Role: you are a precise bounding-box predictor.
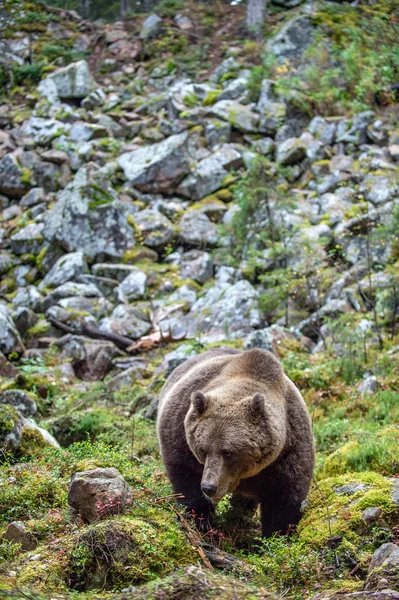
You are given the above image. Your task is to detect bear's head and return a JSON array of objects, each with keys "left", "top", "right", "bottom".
[{"left": 184, "top": 389, "right": 287, "bottom": 502}]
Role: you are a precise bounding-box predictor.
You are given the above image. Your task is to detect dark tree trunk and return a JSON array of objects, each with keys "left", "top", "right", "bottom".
[
  {"left": 120, "top": 0, "right": 130, "bottom": 17},
  {"left": 246, "top": 0, "right": 267, "bottom": 40},
  {"left": 79, "top": 0, "right": 91, "bottom": 19}
]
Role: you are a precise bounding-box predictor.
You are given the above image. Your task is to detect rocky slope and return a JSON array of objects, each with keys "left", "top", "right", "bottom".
[{"left": 0, "top": 0, "right": 399, "bottom": 598}]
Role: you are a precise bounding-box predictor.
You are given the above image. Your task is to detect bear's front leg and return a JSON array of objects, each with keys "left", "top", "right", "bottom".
[
  {"left": 167, "top": 463, "right": 215, "bottom": 532},
  {"left": 260, "top": 495, "right": 302, "bottom": 538}
]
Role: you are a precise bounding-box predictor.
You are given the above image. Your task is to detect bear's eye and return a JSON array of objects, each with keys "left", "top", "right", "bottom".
[{"left": 222, "top": 449, "right": 234, "bottom": 460}]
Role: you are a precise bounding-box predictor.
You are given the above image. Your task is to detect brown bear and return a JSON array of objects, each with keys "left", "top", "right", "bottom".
[{"left": 156, "top": 347, "right": 314, "bottom": 538}]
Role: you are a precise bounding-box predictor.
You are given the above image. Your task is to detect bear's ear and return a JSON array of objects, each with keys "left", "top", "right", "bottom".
[
  {"left": 191, "top": 391, "right": 208, "bottom": 415},
  {"left": 247, "top": 393, "right": 266, "bottom": 420}
]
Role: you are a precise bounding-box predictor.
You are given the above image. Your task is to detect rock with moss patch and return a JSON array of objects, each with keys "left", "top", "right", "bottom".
[
  {"left": 118, "top": 132, "right": 190, "bottom": 194},
  {"left": 0, "top": 152, "right": 31, "bottom": 199},
  {"left": 365, "top": 544, "right": 399, "bottom": 591},
  {"left": 134, "top": 209, "right": 175, "bottom": 248},
  {"left": 0, "top": 390, "right": 37, "bottom": 418},
  {"left": 99, "top": 304, "right": 151, "bottom": 340},
  {"left": 276, "top": 137, "right": 307, "bottom": 166},
  {"left": 3, "top": 521, "right": 37, "bottom": 551},
  {"left": 41, "top": 60, "right": 95, "bottom": 100},
  {"left": 179, "top": 250, "right": 213, "bottom": 283},
  {"left": 68, "top": 468, "right": 133, "bottom": 523},
  {"left": 39, "top": 251, "right": 89, "bottom": 290},
  {"left": 178, "top": 210, "right": 219, "bottom": 247},
  {"left": 43, "top": 166, "right": 135, "bottom": 260},
  {"left": 10, "top": 223, "right": 44, "bottom": 256},
  {"left": 210, "top": 100, "right": 260, "bottom": 133},
  {"left": 178, "top": 144, "right": 242, "bottom": 201},
  {"left": 0, "top": 302, "right": 24, "bottom": 355}
]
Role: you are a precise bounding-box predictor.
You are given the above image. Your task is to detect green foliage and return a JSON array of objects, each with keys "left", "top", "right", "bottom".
[{"left": 12, "top": 63, "right": 44, "bottom": 86}]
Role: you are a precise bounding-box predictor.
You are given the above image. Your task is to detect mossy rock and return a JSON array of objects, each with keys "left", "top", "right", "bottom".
[
  {"left": 299, "top": 472, "right": 398, "bottom": 548},
  {"left": 124, "top": 565, "right": 277, "bottom": 599},
  {"left": 69, "top": 515, "right": 197, "bottom": 591}
]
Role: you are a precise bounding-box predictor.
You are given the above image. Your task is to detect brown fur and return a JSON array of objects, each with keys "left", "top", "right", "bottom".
[{"left": 156, "top": 347, "right": 315, "bottom": 538}]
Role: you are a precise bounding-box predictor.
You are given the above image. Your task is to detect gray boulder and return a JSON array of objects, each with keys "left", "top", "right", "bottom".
[
  {"left": 0, "top": 390, "right": 37, "bottom": 418},
  {"left": 140, "top": 14, "right": 162, "bottom": 40},
  {"left": 276, "top": 137, "right": 307, "bottom": 166},
  {"left": 41, "top": 60, "right": 94, "bottom": 100},
  {"left": 179, "top": 210, "right": 219, "bottom": 247},
  {"left": 39, "top": 252, "right": 88, "bottom": 290},
  {"left": 178, "top": 144, "right": 242, "bottom": 201},
  {"left": 118, "top": 132, "right": 190, "bottom": 194},
  {"left": 117, "top": 268, "right": 147, "bottom": 302},
  {"left": 134, "top": 209, "right": 175, "bottom": 248},
  {"left": 43, "top": 166, "right": 135, "bottom": 260},
  {"left": 0, "top": 153, "right": 31, "bottom": 199},
  {"left": 210, "top": 100, "right": 260, "bottom": 133},
  {"left": 365, "top": 544, "right": 399, "bottom": 591},
  {"left": 43, "top": 282, "right": 102, "bottom": 310},
  {"left": 180, "top": 250, "right": 213, "bottom": 283},
  {"left": 266, "top": 16, "right": 314, "bottom": 63},
  {"left": 10, "top": 223, "right": 44, "bottom": 255},
  {"left": 99, "top": 305, "right": 151, "bottom": 340},
  {"left": 68, "top": 468, "right": 133, "bottom": 523},
  {"left": 0, "top": 303, "right": 24, "bottom": 355},
  {"left": 184, "top": 279, "right": 261, "bottom": 341},
  {"left": 20, "top": 117, "right": 70, "bottom": 147},
  {"left": 3, "top": 521, "right": 37, "bottom": 551}
]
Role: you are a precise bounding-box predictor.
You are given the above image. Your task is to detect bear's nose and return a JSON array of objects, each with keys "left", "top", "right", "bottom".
[{"left": 201, "top": 483, "right": 217, "bottom": 497}]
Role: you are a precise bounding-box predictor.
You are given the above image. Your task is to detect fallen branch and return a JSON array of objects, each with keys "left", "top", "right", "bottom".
[
  {"left": 47, "top": 316, "right": 135, "bottom": 352},
  {"left": 172, "top": 506, "right": 215, "bottom": 571}
]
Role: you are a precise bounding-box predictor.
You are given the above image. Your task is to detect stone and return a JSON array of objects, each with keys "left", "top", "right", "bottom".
[
  {"left": 308, "top": 116, "right": 336, "bottom": 145},
  {"left": 244, "top": 328, "right": 274, "bottom": 352},
  {"left": 184, "top": 279, "right": 261, "bottom": 342},
  {"left": 209, "top": 58, "right": 239, "bottom": 84},
  {"left": 178, "top": 144, "right": 242, "bottom": 201},
  {"left": 99, "top": 305, "right": 151, "bottom": 340},
  {"left": 68, "top": 468, "right": 133, "bottom": 523},
  {"left": 20, "top": 117, "right": 70, "bottom": 147},
  {"left": 0, "top": 303, "right": 25, "bottom": 355},
  {"left": 334, "top": 483, "right": 368, "bottom": 495},
  {"left": 57, "top": 296, "right": 111, "bottom": 320},
  {"left": 118, "top": 132, "right": 190, "bottom": 194},
  {"left": 14, "top": 307, "right": 38, "bottom": 334},
  {"left": 0, "top": 352, "right": 19, "bottom": 378},
  {"left": 3, "top": 522, "right": 37, "bottom": 551},
  {"left": 174, "top": 14, "right": 193, "bottom": 30},
  {"left": 134, "top": 209, "right": 175, "bottom": 248},
  {"left": 41, "top": 60, "right": 94, "bottom": 100},
  {"left": 39, "top": 252, "right": 88, "bottom": 290},
  {"left": 180, "top": 250, "right": 213, "bottom": 284},
  {"left": 388, "top": 145, "right": 399, "bottom": 162},
  {"left": 276, "top": 137, "right": 307, "bottom": 166},
  {"left": 0, "top": 390, "right": 37, "bottom": 418},
  {"left": 92, "top": 263, "right": 142, "bottom": 283},
  {"left": 69, "top": 123, "right": 108, "bottom": 142},
  {"left": 60, "top": 338, "right": 121, "bottom": 381},
  {"left": 357, "top": 375, "right": 378, "bottom": 397},
  {"left": 117, "top": 268, "right": 147, "bottom": 302},
  {"left": 81, "top": 88, "right": 106, "bottom": 110},
  {"left": 20, "top": 187, "right": 45, "bottom": 207},
  {"left": 0, "top": 153, "right": 31, "bottom": 199},
  {"left": 139, "top": 14, "right": 162, "bottom": 40},
  {"left": 266, "top": 16, "right": 314, "bottom": 63},
  {"left": 365, "top": 544, "right": 399, "bottom": 591},
  {"left": 361, "top": 174, "right": 398, "bottom": 206},
  {"left": 210, "top": 100, "right": 260, "bottom": 133},
  {"left": 42, "top": 282, "right": 102, "bottom": 310},
  {"left": 178, "top": 210, "right": 219, "bottom": 247},
  {"left": 160, "top": 343, "right": 198, "bottom": 378},
  {"left": 10, "top": 223, "right": 44, "bottom": 256},
  {"left": 12, "top": 286, "right": 43, "bottom": 312},
  {"left": 43, "top": 166, "right": 135, "bottom": 260},
  {"left": 204, "top": 120, "right": 232, "bottom": 149}
]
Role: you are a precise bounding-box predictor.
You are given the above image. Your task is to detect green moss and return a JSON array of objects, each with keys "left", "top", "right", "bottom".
[
  {"left": 69, "top": 513, "right": 196, "bottom": 591},
  {"left": 299, "top": 472, "right": 396, "bottom": 547},
  {"left": 18, "top": 426, "right": 47, "bottom": 457},
  {"left": 322, "top": 426, "right": 399, "bottom": 477},
  {"left": 0, "top": 404, "right": 19, "bottom": 435},
  {"left": 202, "top": 90, "right": 221, "bottom": 106}
]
